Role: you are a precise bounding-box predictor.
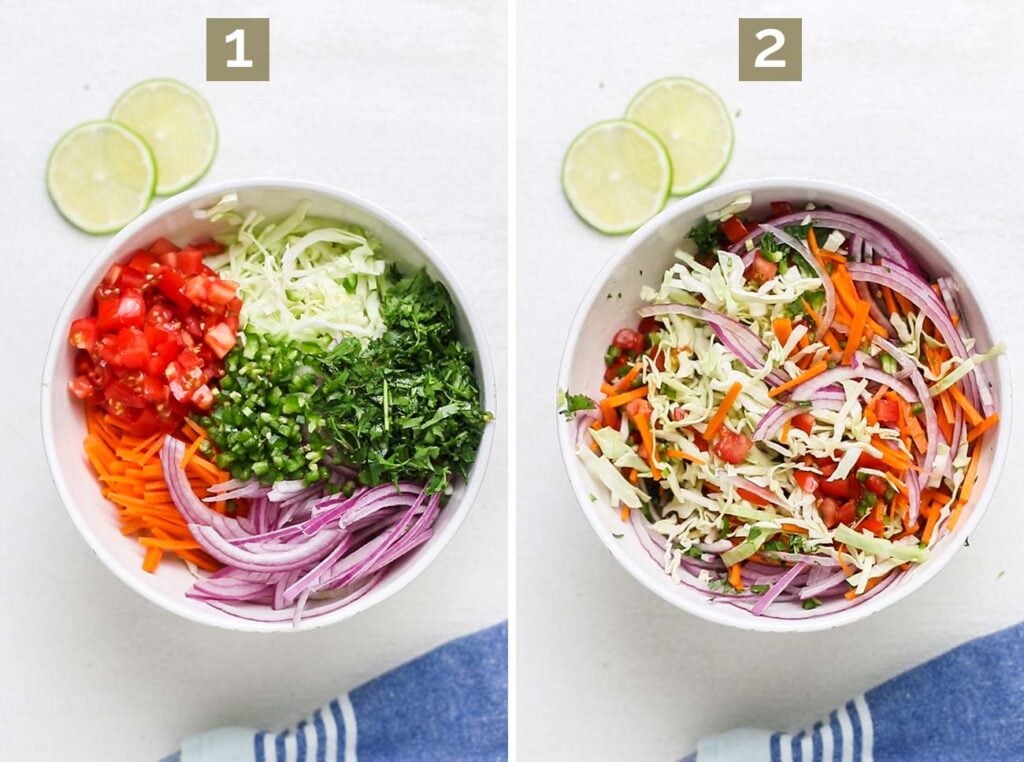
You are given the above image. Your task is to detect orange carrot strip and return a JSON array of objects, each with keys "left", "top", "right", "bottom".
[
  {"left": 704, "top": 382, "right": 743, "bottom": 440},
  {"left": 139, "top": 537, "right": 202, "bottom": 551},
  {"left": 603, "top": 386, "right": 649, "bottom": 408},
  {"left": 728, "top": 562, "right": 745, "bottom": 591},
  {"left": 780, "top": 419, "right": 791, "bottom": 444},
  {"left": 600, "top": 382, "right": 616, "bottom": 396},
  {"left": 772, "top": 317, "right": 793, "bottom": 347},
  {"left": 663, "top": 449, "right": 705, "bottom": 465},
  {"left": 842, "top": 300, "right": 871, "bottom": 365},
  {"left": 613, "top": 363, "right": 643, "bottom": 393},
  {"left": 882, "top": 286, "right": 898, "bottom": 317},
  {"left": 632, "top": 413, "right": 661, "bottom": 480},
  {"left": 967, "top": 413, "right": 1000, "bottom": 444},
  {"left": 768, "top": 361, "right": 829, "bottom": 399},
  {"left": 142, "top": 547, "right": 163, "bottom": 573},
  {"left": 948, "top": 450, "right": 982, "bottom": 530},
  {"left": 620, "top": 505, "right": 630, "bottom": 522},
  {"left": 947, "top": 385, "right": 983, "bottom": 427}
]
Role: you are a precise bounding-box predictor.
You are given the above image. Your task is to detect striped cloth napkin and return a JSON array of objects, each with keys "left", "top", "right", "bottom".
[
  {"left": 162, "top": 621, "right": 507, "bottom": 762},
  {"left": 686, "top": 619, "right": 1024, "bottom": 761}
]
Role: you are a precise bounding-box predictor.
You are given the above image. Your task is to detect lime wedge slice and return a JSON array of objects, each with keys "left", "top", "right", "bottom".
[
  {"left": 625, "top": 77, "right": 733, "bottom": 196},
  {"left": 110, "top": 79, "right": 217, "bottom": 195},
  {"left": 561, "top": 120, "right": 672, "bottom": 235},
  {"left": 46, "top": 120, "right": 156, "bottom": 234}
]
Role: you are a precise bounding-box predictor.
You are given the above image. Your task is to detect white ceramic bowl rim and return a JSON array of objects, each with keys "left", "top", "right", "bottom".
[
  {"left": 557, "top": 177, "right": 1012, "bottom": 633},
  {"left": 41, "top": 177, "right": 496, "bottom": 632}
]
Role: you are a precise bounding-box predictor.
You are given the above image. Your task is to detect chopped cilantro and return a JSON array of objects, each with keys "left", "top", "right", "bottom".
[
  {"left": 750, "top": 584, "right": 770, "bottom": 594},
  {"left": 688, "top": 218, "right": 724, "bottom": 255},
  {"left": 802, "top": 597, "right": 822, "bottom": 610},
  {"left": 559, "top": 393, "right": 596, "bottom": 420}
]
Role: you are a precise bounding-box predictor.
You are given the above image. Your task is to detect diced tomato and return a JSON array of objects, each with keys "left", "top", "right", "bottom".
[
  {"left": 104, "top": 380, "right": 147, "bottom": 410},
  {"left": 637, "top": 316, "right": 660, "bottom": 335},
  {"left": 118, "top": 267, "right": 151, "bottom": 290},
  {"left": 68, "top": 375, "right": 95, "bottom": 399},
  {"left": 176, "top": 248, "right": 205, "bottom": 275},
  {"left": 865, "top": 474, "right": 889, "bottom": 496},
  {"left": 744, "top": 252, "right": 778, "bottom": 286},
  {"left": 737, "top": 487, "right": 769, "bottom": 506},
  {"left": 206, "top": 279, "right": 239, "bottom": 306},
  {"left": 148, "top": 237, "right": 180, "bottom": 256},
  {"left": 837, "top": 500, "right": 858, "bottom": 525},
  {"left": 818, "top": 476, "right": 851, "bottom": 499},
  {"left": 145, "top": 303, "right": 177, "bottom": 327},
  {"left": 97, "top": 288, "right": 146, "bottom": 331},
  {"left": 191, "top": 384, "right": 214, "bottom": 411},
  {"left": 720, "top": 216, "right": 750, "bottom": 244},
  {"left": 183, "top": 313, "right": 205, "bottom": 338},
  {"left": 101, "top": 263, "right": 123, "bottom": 287},
  {"left": 227, "top": 297, "right": 244, "bottom": 313},
  {"left": 860, "top": 516, "right": 885, "bottom": 536},
  {"left": 623, "top": 398, "right": 653, "bottom": 420},
  {"left": 714, "top": 430, "right": 752, "bottom": 464},
  {"left": 183, "top": 275, "right": 210, "bottom": 304},
  {"left": 856, "top": 451, "right": 885, "bottom": 470},
  {"left": 770, "top": 201, "right": 793, "bottom": 216},
  {"left": 792, "top": 412, "right": 814, "bottom": 434},
  {"left": 611, "top": 328, "right": 645, "bottom": 355},
  {"left": 113, "top": 327, "right": 150, "bottom": 369},
  {"left": 603, "top": 355, "right": 627, "bottom": 383},
  {"left": 128, "top": 250, "right": 158, "bottom": 273},
  {"left": 690, "top": 428, "right": 709, "bottom": 452},
  {"left": 193, "top": 241, "right": 224, "bottom": 256},
  {"left": 875, "top": 398, "right": 899, "bottom": 426},
  {"left": 794, "top": 470, "right": 819, "bottom": 493},
  {"left": 818, "top": 497, "right": 840, "bottom": 528},
  {"left": 155, "top": 268, "right": 193, "bottom": 311},
  {"left": 68, "top": 317, "right": 98, "bottom": 351}
]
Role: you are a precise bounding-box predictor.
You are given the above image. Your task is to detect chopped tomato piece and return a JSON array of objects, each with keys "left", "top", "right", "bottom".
[
  {"left": 794, "top": 470, "right": 819, "bottom": 493},
  {"left": 176, "top": 247, "right": 205, "bottom": 276},
  {"left": 611, "top": 328, "right": 645, "bottom": 355},
  {"left": 865, "top": 474, "right": 889, "bottom": 496},
  {"left": 68, "top": 317, "right": 98, "bottom": 351},
  {"left": 769, "top": 201, "right": 793, "bottom": 215},
  {"left": 148, "top": 237, "right": 180, "bottom": 255},
  {"left": 714, "top": 430, "right": 752, "bottom": 464},
  {"left": 818, "top": 476, "right": 851, "bottom": 499},
  {"left": 206, "top": 278, "right": 239, "bottom": 306},
  {"left": 721, "top": 216, "right": 750, "bottom": 243},
  {"left": 737, "top": 487, "right": 769, "bottom": 506},
  {"left": 837, "top": 500, "right": 858, "bottom": 526},
  {"left": 875, "top": 398, "right": 899, "bottom": 426},
  {"left": 791, "top": 412, "right": 814, "bottom": 434},
  {"left": 637, "top": 316, "right": 660, "bottom": 335},
  {"left": 624, "top": 398, "right": 653, "bottom": 419},
  {"left": 68, "top": 375, "right": 95, "bottom": 399},
  {"left": 128, "top": 250, "right": 158, "bottom": 273},
  {"left": 745, "top": 252, "right": 778, "bottom": 285},
  {"left": 818, "top": 497, "right": 840, "bottom": 528},
  {"left": 155, "top": 269, "right": 193, "bottom": 312},
  {"left": 193, "top": 241, "right": 225, "bottom": 256},
  {"left": 191, "top": 384, "right": 214, "bottom": 410},
  {"left": 113, "top": 327, "right": 150, "bottom": 369}
]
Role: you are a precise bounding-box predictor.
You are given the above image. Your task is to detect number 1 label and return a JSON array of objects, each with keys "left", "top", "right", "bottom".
[
  {"left": 224, "top": 28, "right": 254, "bottom": 69},
  {"left": 206, "top": 18, "right": 270, "bottom": 81}
]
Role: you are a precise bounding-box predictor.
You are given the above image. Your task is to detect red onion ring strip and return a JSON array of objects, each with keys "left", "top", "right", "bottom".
[{"left": 751, "top": 562, "right": 808, "bottom": 616}]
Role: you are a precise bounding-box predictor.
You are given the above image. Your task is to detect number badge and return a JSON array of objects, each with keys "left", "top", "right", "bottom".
[
  {"left": 206, "top": 18, "right": 270, "bottom": 82},
  {"left": 738, "top": 18, "right": 802, "bottom": 82}
]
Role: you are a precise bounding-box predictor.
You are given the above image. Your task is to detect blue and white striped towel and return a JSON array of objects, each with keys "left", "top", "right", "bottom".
[
  {"left": 162, "top": 620, "right": 507, "bottom": 762},
  {"left": 686, "top": 619, "right": 1024, "bottom": 761}
]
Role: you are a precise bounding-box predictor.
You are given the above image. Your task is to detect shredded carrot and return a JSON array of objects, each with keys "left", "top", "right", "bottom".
[
  {"left": 966, "top": 412, "right": 999, "bottom": 444},
  {"left": 948, "top": 449, "right": 982, "bottom": 530},
  {"left": 768, "top": 361, "right": 829, "bottom": 399},
  {"left": 845, "top": 576, "right": 882, "bottom": 600},
  {"left": 627, "top": 468, "right": 639, "bottom": 485},
  {"left": 822, "top": 331, "right": 842, "bottom": 356},
  {"left": 600, "top": 382, "right": 616, "bottom": 396},
  {"left": 632, "top": 412, "right": 661, "bottom": 480},
  {"left": 704, "top": 382, "right": 743, "bottom": 440},
  {"left": 779, "top": 419, "right": 792, "bottom": 444},
  {"left": 881, "top": 286, "right": 898, "bottom": 318},
  {"left": 80, "top": 405, "right": 226, "bottom": 573},
  {"left": 801, "top": 299, "right": 827, "bottom": 336},
  {"left": 772, "top": 317, "right": 793, "bottom": 347},
  {"left": 612, "top": 363, "right": 642, "bottom": 394},
  {"left": 603, "top": 386, "right": 648, "bottom": 408},
  {"left": 780, "top": 523, "right": 808, "bottom": 535},
  {"left": 620, "top": 505, "right": 630, "bottom": 522},
  {"left": 728, "top": 562, "right": 745, "bottom": 591},
  {"left": 663, "top": 449, "right": 705, "bottom": 465},
  {"left": 921, "top": 499, "right": 942, "bottom": 545},
  {"left": 842, "top": 300, "right": 871, "bottom": 365},
  {"left": 599, "top": 399, "right": 620, "bottom": 430},
  {"left": 948, "top": 385, "right": 983, "bottom": 427}
]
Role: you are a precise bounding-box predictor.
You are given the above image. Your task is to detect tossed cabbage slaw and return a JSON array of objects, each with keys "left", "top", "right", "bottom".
[{"left": 566, "top": 195, "right": 1004, "bottom": 618}]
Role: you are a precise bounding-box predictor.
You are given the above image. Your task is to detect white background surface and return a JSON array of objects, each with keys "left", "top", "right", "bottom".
[
  {"left": 0, "top": 2, "right": 506, "bottom": 759},
  {"left": 518, "top": 1, "right": 1024, "bottom": 759}
]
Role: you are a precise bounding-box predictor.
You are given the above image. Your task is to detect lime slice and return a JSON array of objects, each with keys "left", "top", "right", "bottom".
[
  {"left": 562, "top": 120, "right": 672, "bottom": 235},
  {"left": 625, "top": 77, "right": 733, "bottom": 196},
  {"left": 46, "top": 120, "right": 156, "bottom": 235},
  {"left": 110, "top": 79, "right": 217, "bottom": 195}
]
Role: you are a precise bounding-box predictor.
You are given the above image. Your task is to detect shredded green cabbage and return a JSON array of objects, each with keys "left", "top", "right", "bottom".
[{"left": 202, "top": 196, "right": 389, "bottom": 343}]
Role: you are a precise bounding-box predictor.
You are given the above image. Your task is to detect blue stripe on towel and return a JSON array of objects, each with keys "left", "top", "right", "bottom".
[{"left": 313, "top": 708, "right": 327, "bottom": 762}]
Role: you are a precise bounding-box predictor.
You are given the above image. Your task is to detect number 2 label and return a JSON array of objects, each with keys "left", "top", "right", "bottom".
[
  {"left": 754, "top": 28, "right": 786, "bottom": 69},
  {"left": 739, "top": 18, "right": 802, "bottom": 81}
]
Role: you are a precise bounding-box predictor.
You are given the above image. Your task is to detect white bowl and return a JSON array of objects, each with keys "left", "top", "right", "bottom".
[
  {"left": 41, "top": 178, "right": 496, "bottom": 632},
  {"left": 557, "top": 178, "right": 1011, "bottom": 632}
]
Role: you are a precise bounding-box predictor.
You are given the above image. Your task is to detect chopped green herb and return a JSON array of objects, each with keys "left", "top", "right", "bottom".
[
  {"left": 802, "top": 597, "right": 822, "bottom": 610},
  {"left": 750, "top": 583, "right": 770, "bottom": 594},
  {"left": 688, "top": 218, "right": 723, "bottom": 255},
  {"left": 560, "top": 393, "right": 596, "bottom": 420}
]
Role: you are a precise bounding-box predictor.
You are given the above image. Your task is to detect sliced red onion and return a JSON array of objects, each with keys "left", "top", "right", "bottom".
[
  {"left": 751, "top": 562, "right": 808, "bottom": 616},
  {"left": 629, "top": 509, "right": 667, "bottom": 567},
  {"left": 637, "top": 303, "right": 787, "bottom": 386},
  {"left": 937, "top": 277, "right": 997, "bottom": 417},
  {"left": 798, "top": 568, "right": 848, "bottom": 600},
  {"left": 759, "top": 224, "right": 835, "bottom": 339},
  {"left": 788, "top": 366, "right": 918, "bottom": 405},
  {"left": 204, "top": 573, "right": 381, "bottom": 624},
  {"left": 730, "top": 211, "right": 922, "bottom": 276},
  {"left": 726, "top": 476, "right": 788, "bottom": 509},
  {"left": 845, "top": 262, "right": 980, "bottom": 410},
  {"left": 752, "top": 396, "right": 843, "bottom": 442}
]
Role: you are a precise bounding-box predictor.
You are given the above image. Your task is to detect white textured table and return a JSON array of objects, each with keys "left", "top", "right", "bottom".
[
  {"left": 517, "top": 1, "right": 1023, "bottom": 758},
  {"left": 0, "top": 2, "right": 506, "bottom": 759}
]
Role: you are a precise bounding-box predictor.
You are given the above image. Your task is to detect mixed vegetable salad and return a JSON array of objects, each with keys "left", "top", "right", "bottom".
[
  {"left": 70, "top": 196, "right": 490, "bottom": 624},
  {"left": 564, "top": 195, "right": 1003, "bottom": 618}
]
